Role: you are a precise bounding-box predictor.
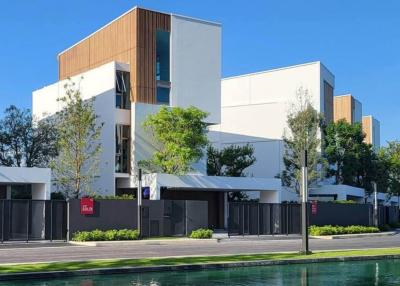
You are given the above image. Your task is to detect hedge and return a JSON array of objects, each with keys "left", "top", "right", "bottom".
[
  {"left": 72, "top": 229, "right": 139, "bottom": 241},
  {"left": 189, "top": 228, "right": 213, "bottom": 239},
  {"left": 309, "top": 225, "right": 380, "bottom": 236}
]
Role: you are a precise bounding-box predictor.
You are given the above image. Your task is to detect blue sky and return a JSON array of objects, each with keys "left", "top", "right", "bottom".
[{"left": 0, "top": 0, "right": 399, "bottom": 143}]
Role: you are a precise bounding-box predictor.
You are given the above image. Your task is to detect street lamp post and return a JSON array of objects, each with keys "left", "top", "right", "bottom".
[
  {"left": 300, "top": 150, "right": 310, "bottom": 255},
  {"left": 373, "top": 182, "right": 378, "bottom": 227},
  {"left": 137, "top": 168, "right": 142, "bottom": 238}
]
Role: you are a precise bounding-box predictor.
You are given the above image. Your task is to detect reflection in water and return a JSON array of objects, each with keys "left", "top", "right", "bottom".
[{"left": 1, "top": 259, "right": 400, "bottom": 286}]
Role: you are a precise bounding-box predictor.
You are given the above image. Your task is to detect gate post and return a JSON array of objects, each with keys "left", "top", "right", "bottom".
[
  {"left": 26, "top": 200, "right": 30, "bottom": 243},
  {"left": 1, "top": 200, "right": 4, "bottom": 243},
  {"left": 50, "top": 200, "right": 53, "bottom": 242},
  {"left": 66, "top": 198, "right": 70, "bottom": 243}
]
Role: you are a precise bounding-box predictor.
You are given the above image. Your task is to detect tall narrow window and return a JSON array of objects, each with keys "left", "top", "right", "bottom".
[
  {"left": 156, "top": 30, "right": 170, "bottom": 105},
  {"left": 116, "top": 71, "right": 131, "bottom": 109},
  {"left": 115, "top": 125, "right": 130, "bottom": 173}
]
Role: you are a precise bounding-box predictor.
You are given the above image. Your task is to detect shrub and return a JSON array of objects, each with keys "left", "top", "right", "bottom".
[
  {"left": 189, "top": 228, "right": 213, "bottom": 239},
  {"left": 72, "top": 229, "right": 139, "bottom": 241},
  {"left": 379, "top": 224, "right": 391, "bottom": 232},
  {"left": 309, "top": 225, "right": 380, "bottom": 236},
  {"left": 89, "top": 194, "right": 135, "bottom": 200},
  {"left": 333, "top": 200, "right": 357, "bottom": 204},
  {"left": 389, "top": 222, "right": 400, "bottom": 229}
]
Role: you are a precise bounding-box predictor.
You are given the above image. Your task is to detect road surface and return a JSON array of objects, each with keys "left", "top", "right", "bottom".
[{"left": 0, "top": 234, "right": 399, "bottom": 264}]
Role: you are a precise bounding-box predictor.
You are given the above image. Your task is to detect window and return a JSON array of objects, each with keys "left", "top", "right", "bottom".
[
  {"left": 156, "top": 86, "right": 170, "bottom": 105},
  {"left": 155, "top": 30, "right": 171, "bottom": 105},
  {"left": 156, "top": 30, "right": 170, "bottom": 82},
  {"left": 115, "top": 125, "right": 130, "bottom": 173},
  {"left": 116, "top": 71, "right": 131, "bottom": 109}
]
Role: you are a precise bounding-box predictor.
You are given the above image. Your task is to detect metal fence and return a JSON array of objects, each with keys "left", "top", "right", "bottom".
[
  {"left": 0, "top": 200, "right": 67, "bottom": 242},
  {"left": 228, "top": 202, "right": 301, "bottom": 236},
  {"left": 228, "top": 202, "right": 400, "bottom": 236},
  {"left": 68, "top": 199, "right": 208, "bottom": 239}
]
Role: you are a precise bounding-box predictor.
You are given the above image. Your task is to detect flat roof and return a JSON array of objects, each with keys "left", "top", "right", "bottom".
[
  {"left": 222, "top": 61, "right": 335, "bottom": 81},
  {"left": 58, "top": 6, "right": 221, "bottom": 57}
]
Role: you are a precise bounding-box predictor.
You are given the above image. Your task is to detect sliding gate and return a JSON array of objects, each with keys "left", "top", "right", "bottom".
[
  {"left": 0, "top": 200, "right": 67, "bottom": 242},
  {"left": 228, "top": 202, "right": 301, "bottom": 236}
]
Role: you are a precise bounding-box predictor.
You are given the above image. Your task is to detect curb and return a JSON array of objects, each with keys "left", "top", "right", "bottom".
[
  {"left": 69, "top": 238, "right": 219, "bottom": 247},
  {"left": 1, "top": 254, "right": 400, "bottom": 281},
  {"left": 310, "top": 231, "right": 397, "bottom": 240}
]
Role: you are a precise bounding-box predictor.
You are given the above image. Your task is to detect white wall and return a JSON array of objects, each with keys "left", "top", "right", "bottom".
[
  {"left": 0, "top": 167, "right": 51, "bottom": 200},
  {"left": 32, "top": 62, "right": 124, "bottom": 196},
  {"left": 210, "top": 62, "right": 335, "bottom": 179},
  {"left": 372, "top": 117, "right": 381, "bottom": 149},
  {"left": 353, "top": 98, "right": 363, "bottom": 123},
  {"left": 170, "top": 15, "right": 221, "bottom": 124}
]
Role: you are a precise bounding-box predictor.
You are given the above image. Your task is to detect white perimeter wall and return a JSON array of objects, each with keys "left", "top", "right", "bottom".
[
  {"left": 210, "top": 62, "right": 335, "bottom": 179},
  {"left": 170, "top": 15, "right": 221, "bottom": 124},
  {"left": 32, "top": 62, "right": 129, "bottom": 196}
]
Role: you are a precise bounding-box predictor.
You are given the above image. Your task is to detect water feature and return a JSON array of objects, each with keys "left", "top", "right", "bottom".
[{"left": 1, "top": 259, "right": 399, "bottom": 285}]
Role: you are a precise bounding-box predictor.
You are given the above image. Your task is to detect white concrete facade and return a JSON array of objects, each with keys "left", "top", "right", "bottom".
[
  {"left": 32, "top": 13, "right": 221, "bottom": 197},
  {"left": 210, "top": 62, "right": 335, "bottom": 179},
  {"left": 170, "top": 15, "right": 221, "bottom": 124},
  {"left": 0, "top": 167, "right": 51, "bottom": 200},
  {"left": 33, "top": 62, "right": 127, "bottom": 196}
]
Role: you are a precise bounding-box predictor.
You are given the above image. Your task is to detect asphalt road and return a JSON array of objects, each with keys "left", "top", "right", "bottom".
[{"left": 0, "top": 234, "right": 399, "bottom": 264}]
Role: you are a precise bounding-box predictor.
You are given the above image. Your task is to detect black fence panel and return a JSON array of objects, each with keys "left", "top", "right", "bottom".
[
  {"left": 68, "top": 199, "right": 208, "bottom": 239},
  {"left": 0, "top": 200, "right": 67, "bottom": 242},
  {"left": 309, "top": 202, "right": 372, "bottom": 226},
  {"left": 228, "top": 203, "right": 301, "bottom": 236}
]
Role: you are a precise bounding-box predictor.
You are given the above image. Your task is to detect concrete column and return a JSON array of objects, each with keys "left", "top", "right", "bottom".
[{"left": 224, "top": 192, "right": 228, "bottom": 229}]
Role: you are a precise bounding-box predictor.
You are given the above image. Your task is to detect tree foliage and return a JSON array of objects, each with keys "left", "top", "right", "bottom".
[
  {"left": 379, "top": 141, "right": 400, "bottom": 197},
  {"left": 207, "top": 144, "right": 256, "bottom": 201},
  {"left": 207, "top": 144, "right": 256, "bottom": 177},
  {"left": 324, "top": 119, "right": 385, "bottom": 194},
  {"left": 282, "top": 88, "right": 324, "bottom": 193},
  {"left": 140, "top": 106, "right": 209, "bottom": 175},
  {"left": 0, "top": 105, "right": 57, "bottom": 167},
  {"left": 51, "top": 81, "right": 103, "bottom": 199}
]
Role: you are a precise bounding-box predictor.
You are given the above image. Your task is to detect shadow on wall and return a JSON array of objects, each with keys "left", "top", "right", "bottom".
[{"left": 208, "top": 130, "right": 285, "bottom": 179}]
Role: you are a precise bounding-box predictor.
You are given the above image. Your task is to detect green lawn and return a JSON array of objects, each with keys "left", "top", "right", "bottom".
[{"left": 1, "top": 248, "right": 400, "bottom": 274}]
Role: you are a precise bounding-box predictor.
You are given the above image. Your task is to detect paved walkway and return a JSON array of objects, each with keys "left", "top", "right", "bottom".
[{"left": 0, "top": 234, "right": 399, "bottom": 264}]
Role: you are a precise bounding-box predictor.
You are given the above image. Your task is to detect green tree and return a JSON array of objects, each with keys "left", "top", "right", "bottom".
[
  {"left": 207, "top": 144, "right": 256, "bottom": 201},
  {"left": 324, "top": 119, "right": 365, "bottom": 184},
  {"left": 140, "top": 106, "right": 209, "bottom": 175},
  {"left": 207, "top": 144, "right": 256, "bottom": 177},
  {"left": 282, "top": 88, "right": 325, "bottom": 193},
  {"left": 0, "top": 105, "right": 57, "bottom": 167},
  {"left": 380, "top": 141, "right": 400, "bottom": 199},
  {"left": 51, "top": 81, "right": 103, "bottom": 198},
  {"left": 324, "top": 119, "right": 383, "bottom": 194}
]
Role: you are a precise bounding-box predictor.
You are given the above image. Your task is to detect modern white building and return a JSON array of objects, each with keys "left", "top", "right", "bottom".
[
  {"left": 0, "top": 167, "right": 51, "bottom": 200},
  {"left": 209, "top": 61, "right": 335, "bottom": 179},
  {"left": 33, "top": 7, "right": 221, "bottom": 197}
]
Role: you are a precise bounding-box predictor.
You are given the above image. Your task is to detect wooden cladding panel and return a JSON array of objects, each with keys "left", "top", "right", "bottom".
[
  {"left": 362, "top": 117, "right": 372, "bottom": 145},
  {"left": 58, "top": 8, "right": 170, "bottom": 104},
  {"left": 59, "top": 10, "right": 134, "bottom": 80},
  {"left": 135, "top": 8, "right": 170, "bottom": 104},
  {"left": 334, "top": 96, "right": 352, "bottom": 123}
]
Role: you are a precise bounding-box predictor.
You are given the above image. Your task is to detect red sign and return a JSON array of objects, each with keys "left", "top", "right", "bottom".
[
  {"left": 311, "top": 200, "right": 318, "bottom": 215},
  {"left": 80, "top": 198, "right": 94, "bottom": 215}
]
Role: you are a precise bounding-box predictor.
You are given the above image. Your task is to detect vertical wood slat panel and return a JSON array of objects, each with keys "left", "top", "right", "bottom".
[{"left": 58, "top": 8, "right": 170, "bottom": 104}]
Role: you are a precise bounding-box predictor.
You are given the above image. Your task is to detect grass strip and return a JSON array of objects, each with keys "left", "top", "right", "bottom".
[{"left": 1, "top": 248, "right": 400, "bottom": 274}]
